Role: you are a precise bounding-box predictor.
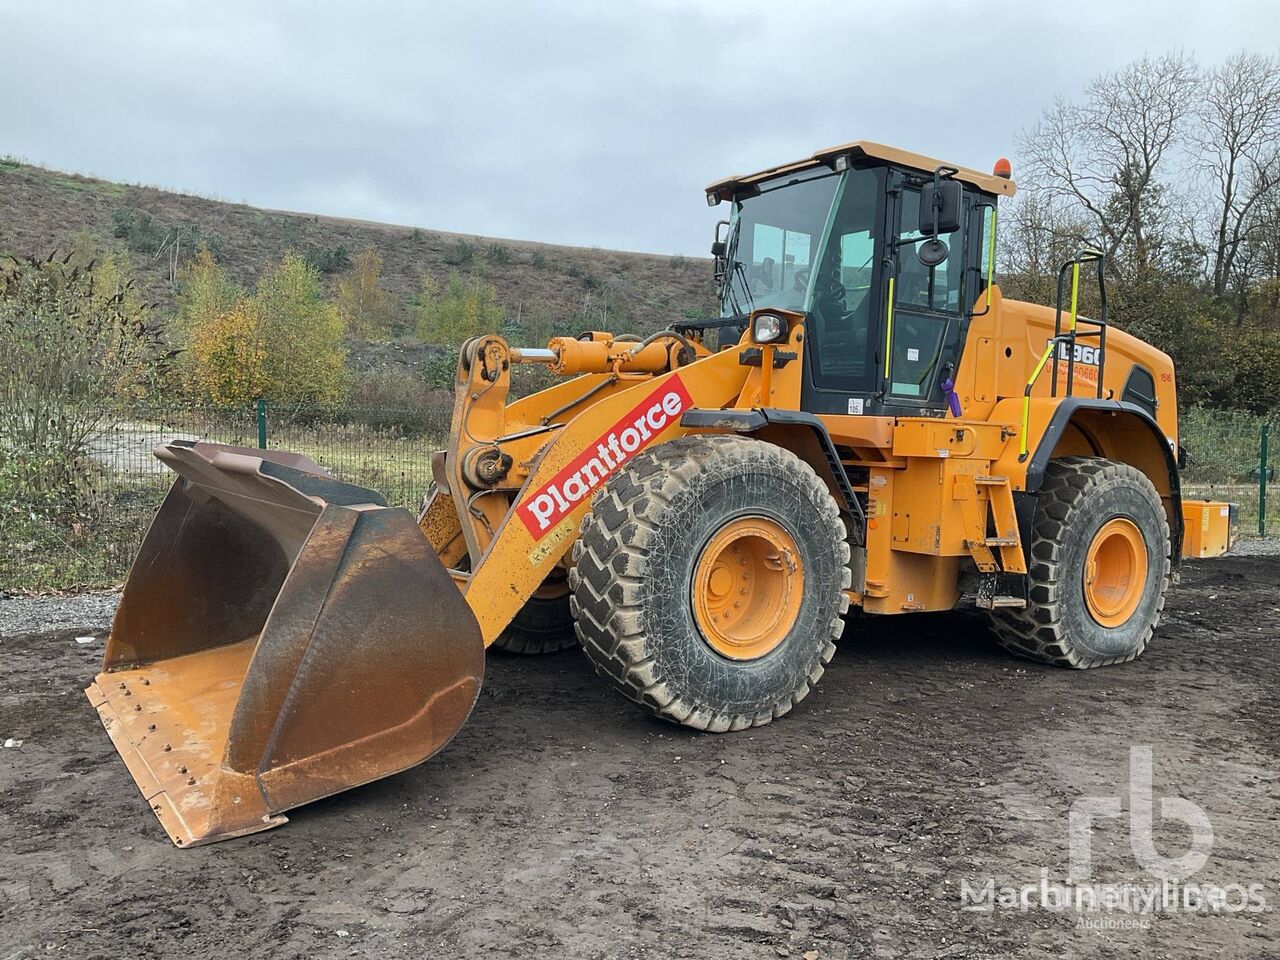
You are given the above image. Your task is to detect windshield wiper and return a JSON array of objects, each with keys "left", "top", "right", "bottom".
[{"left": 721, "top": 218, "right": 755, "bottom": 316}]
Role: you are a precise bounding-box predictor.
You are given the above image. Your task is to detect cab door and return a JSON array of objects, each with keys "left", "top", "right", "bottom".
[{"left": 878, "top": 173, "right": 976, "bottom": 416}]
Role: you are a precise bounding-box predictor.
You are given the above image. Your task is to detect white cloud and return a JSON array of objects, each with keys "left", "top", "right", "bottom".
[{"left": 1, "top": 0, "right": 1277, "bottom": 254}]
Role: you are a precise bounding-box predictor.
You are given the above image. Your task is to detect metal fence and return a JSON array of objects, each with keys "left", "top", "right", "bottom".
[
  {"left": 1, "top": 401, "right": 451, "bottom": 592},
  {"left": 1179, "top": 415, "right": 1276, "bottom": 537},
  {"left": 1, "top": 401, "right": 1275, "bottom": 594}
]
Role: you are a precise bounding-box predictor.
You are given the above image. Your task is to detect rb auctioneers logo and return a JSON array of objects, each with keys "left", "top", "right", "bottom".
[{"left": 517, "top": 376, "right": 693, "bottom": 539}]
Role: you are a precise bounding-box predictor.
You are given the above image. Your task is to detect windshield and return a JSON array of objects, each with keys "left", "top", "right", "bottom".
[{"left": 721, "top": 168, "right": 841, "bottom": 316}]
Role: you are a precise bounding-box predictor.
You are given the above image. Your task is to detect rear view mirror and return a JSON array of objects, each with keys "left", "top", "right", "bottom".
[{"left": 918, "top": 179, "right": 962, "bottom": 236}]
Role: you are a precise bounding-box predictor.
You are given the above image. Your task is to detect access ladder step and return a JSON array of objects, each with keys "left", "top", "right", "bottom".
[
  {"left": 984, "top": 536, "right": 1019, "bottom": 547},
  {"left": 974, "top": 476, "right": 1008, "bottom": 486}
]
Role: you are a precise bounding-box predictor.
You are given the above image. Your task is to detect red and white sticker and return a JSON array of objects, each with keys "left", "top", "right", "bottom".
[{"left": 518, "top": 376, "right": 693, "bottom": 539}]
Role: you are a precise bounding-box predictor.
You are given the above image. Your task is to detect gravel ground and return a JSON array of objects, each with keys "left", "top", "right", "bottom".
[
  {"left": 0, "top": 590, "right": 119, "bottom": 635},
  {"left": 1232, "top": 536, "right": 1280, "bottom": 556}
]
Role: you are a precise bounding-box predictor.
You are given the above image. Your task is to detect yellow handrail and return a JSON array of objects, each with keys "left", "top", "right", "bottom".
[
  {"left": 883, "top": 275, "right": 896, "bottom": 379},
  {"left": 1020, "top": 336, "right": 1069, "bottom": 459},
  {"left": 985, "top": 207, "right": 998, "bottom": 310},
  {"left": 1067, "top": 260, "right": 1081, "bottom": 333}
]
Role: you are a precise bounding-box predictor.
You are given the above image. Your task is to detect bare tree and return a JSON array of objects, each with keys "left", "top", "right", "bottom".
[
  {"left": 1193, "top": 51, "right": 1280, "bottom": 304},
  {"left": 997, "top": 191, "right": 1089, "bottom": 305},
  {"left": 1018, "top": 52, "right": 1199, "bottom": 277}
]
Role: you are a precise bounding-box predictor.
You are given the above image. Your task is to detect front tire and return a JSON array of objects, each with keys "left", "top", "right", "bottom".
[
  {"left": 990, "top": 456, "right": 1171, "bottom": 668},
  {"left": 569, "top": 435, "right": 850, "bottom": 732}
]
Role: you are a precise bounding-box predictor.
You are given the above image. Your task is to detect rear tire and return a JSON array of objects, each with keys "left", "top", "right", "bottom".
[
  {"left": 569, "top": 435, "right": 850, "bottom": 732},
  {"left": 492, "top": 579, "right": 578, "bottom": 655},
  {"left": 990, "top": 456, "right": 1170, "bottom": 668}
]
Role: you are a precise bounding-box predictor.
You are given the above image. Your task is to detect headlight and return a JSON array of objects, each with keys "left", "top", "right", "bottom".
[{"left": 752, "top": 312, "right": 787, "bottom": 343}]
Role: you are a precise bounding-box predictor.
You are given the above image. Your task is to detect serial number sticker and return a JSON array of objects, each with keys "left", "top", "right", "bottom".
[
  {"left": 528, "top": 519, "right": 574, "bottom": 565},
  {"left": 847, "top": 398, "right": 864, "bottom": 416},
  {"left": 906, "top": 348, "right": 920, "bottom": 362}
]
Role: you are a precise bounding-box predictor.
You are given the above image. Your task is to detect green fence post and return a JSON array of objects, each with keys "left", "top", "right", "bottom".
[
  {"left": 257, "top": 398, "right": 267, "bottom": 450},
  {"left": 1261, "top": 423, "right": 1270, "bottom": 537}
]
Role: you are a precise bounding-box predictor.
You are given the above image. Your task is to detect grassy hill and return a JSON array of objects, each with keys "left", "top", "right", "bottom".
[{"left": 0, "top": 157, "right": 715, "bottom": 381}]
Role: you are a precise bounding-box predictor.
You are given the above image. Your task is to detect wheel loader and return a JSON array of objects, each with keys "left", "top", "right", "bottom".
[{"left": 87, "top": 140, "right": 1235, "bottom": 847}]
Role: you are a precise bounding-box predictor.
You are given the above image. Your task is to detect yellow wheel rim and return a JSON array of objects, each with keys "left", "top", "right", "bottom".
[
  {"left": 692, "top": 516, "right": 804, "bottom": 660},
  {"left": 1083, "top": 517, "right": 1148, "bottom": 628}
]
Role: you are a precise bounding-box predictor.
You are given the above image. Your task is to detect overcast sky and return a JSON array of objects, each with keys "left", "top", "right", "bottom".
[{"left": 2, "top": 1, "right": 1278, "bottom": 255}]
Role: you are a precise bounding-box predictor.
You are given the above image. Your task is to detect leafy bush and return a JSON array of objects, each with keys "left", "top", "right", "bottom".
[
  {"left": 336, "top": 248, "right": 399, "bottom": 339},
  {"left": 1179, "top": 406, "right": 1270, "bottom": 482},
  {"left": 111, "top": 207, "right": 221, "bottom": 266},
  {"left": 254, "top": 254, "right": 348, "bottom": 404},
  {"left": 445, "top": 238, "right": 477, "bottom": 267},
  {"left": 184, "top": 253, "right": 347, "bottom": 406},
  {"left": 303, "top": 244, "right": 351, "bottom": 274},
  {"left": 0, "top": 252, "right": 167, "bottom": 516},
  {"left": 486, "top": 242, "right": 512, "bottom": 264},
  {"left": 189, "top": 302, "right": 269, "bottom": 406},
  {"left": 349, "top": 366, "right": 444, "bottom": 408},
  {"left": 172, "top": 245, "right": 241, "bottom": 354},
  {"left": 529, "top": 250, "right": 547, "bottom": 269},
  {"left": 415, "top": 271, "right": 505, "bottom": 345},
  {"left": 1212, "top": 329, "right": 1280, "bottom": 415}
]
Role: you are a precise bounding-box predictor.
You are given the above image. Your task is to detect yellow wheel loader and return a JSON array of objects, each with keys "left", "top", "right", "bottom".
[{"left": 87, "top": 141, "right": 1234, "bottom": 846}]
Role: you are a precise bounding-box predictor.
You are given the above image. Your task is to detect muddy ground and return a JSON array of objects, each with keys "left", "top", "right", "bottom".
[{"left": 1, "top": 555, "right": 1277, "bottom": 959}]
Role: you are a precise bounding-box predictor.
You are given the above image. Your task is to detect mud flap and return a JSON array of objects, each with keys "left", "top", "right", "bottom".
[{"left": 86, "top": 441, "right": 484, "bottom": 847}]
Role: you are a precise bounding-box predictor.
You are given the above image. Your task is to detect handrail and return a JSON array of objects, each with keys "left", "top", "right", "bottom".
[
  {"left": 1022, "top": 249, "right": 1109, "bottom": 461},
  {"left": 985, "top": 206, "right": 998, "bottom": 311},
  {"left": 1051, "top": 249, "right": 1108, "bottom": 397},
  {"left": 1019, "top": 334, "right": 1075, "bottom": 460},
  {"left": 883, "top": 275, "right": 896, "bottom": 380}
]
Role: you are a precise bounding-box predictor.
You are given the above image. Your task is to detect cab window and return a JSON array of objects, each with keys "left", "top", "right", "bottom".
[
  {"left": 895, "top": 187, "right": 966, "bottom": 313},
  {"left": 805, "top": 167, "right": 882, "bottom": 393}
]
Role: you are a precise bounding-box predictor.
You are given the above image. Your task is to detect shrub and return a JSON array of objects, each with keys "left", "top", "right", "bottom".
[
  {"left": 304, "top": 244, "right": 351, "bottom": 274},
  {"left": 172, "top": 246, "right": 241, "bottom": 357},
  {"left": 445, "top": 238, "right": 477, "bottom": 267},
  {"left": 189, "top": 301, "right": 270, "bottom": 406},
  {"left": 111, "top": 207, "right": 221, "bottom": 267},
  {"left": 184, "top": 253, "right": 347, "bottom": 406},
  {"left": 423, "top": 352, "right": 460, "bottom": 391},
  {"left": 0, "top": 252, "right": 167, "bottom": 513},
  {"left": 486, "top": 242, "right": 512, "bottom": 264},
  {"left": 111, "top": 207, "right": 167, "bottom": 255},
  {"left": 415, "top": 271, "right": 505, "bottom": 346},
  {"left": 254, "top": 253, "right": 348, "bottom": 404},
  {"left": 529, "top": 250, "right": 547, "bottom": 269},
  {"left": 1213, "top": 329, "right": 1280, "bottom": 415},
  {"left": 336, "top": 248, "right": 399, "bottom": 339}
]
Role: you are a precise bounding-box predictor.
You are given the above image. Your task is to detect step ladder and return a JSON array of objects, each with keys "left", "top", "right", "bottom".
[{"left": 956, "top": 474, "right": 1027, "bottom": 608}]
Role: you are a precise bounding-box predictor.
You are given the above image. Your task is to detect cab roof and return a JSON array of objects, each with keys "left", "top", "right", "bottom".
[{"left": 705, "top": 140, "right": 1017, "bottom": 200}]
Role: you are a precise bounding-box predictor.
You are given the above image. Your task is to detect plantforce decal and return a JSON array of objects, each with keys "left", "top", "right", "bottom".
[{"left": 518, "top": 376, "right": 693, "bottom": 539}]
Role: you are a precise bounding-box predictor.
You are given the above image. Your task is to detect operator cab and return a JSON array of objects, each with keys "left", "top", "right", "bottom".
[{"left": 705, "top": 141, "right": 1014, "bottom": 418}]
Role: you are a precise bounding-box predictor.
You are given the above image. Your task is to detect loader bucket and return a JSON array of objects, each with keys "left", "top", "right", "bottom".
[{"left": 85, "top": 440, "right": 484, "bottom": 847}]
